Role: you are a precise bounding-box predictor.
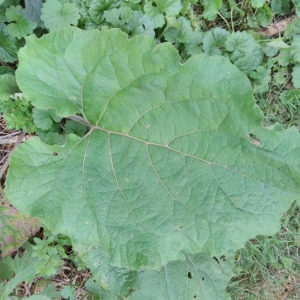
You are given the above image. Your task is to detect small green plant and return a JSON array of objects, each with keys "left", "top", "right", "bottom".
[
  {"left": 0, "top": 92, "right": 36, "bottom": 133},
  {"left": 0, "top": 229, "right": 92, "bottom": 300}
]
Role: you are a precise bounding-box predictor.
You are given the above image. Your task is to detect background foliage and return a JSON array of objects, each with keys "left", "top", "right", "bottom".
[{"left": 0, "top": 0, "right": 300, "bottom": 299}]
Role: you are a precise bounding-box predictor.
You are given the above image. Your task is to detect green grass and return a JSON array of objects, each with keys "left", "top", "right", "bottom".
[{"left": 228, "top": 202, "right": 300, "bottom": 299}]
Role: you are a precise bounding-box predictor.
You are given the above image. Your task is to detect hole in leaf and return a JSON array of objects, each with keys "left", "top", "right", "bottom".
[
  {"left": 187, "top": 272, "right": 192, "bottom": 279},
  {"left": 202, "top": 277, "right": 205, "bottom": 281},
  {"left": 125, "top": 288, "right": 136, "bottom": 297},
  {"left": 193, "top": 295, "right": 197, "bottom": 298},
  {"left": 152, "top": 1, "right": 157, "bottom": 7},
  {"left": 213, "top": 257, "right": 219, "bottom": 264}
]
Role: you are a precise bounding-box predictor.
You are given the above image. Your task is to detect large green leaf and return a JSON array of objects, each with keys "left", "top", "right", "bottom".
[
  {"left": 5, "top": 28, "right": 300, "bottom": 297},
  {"left": 79, "top": 245, "right": 234, "bottom": 299}
]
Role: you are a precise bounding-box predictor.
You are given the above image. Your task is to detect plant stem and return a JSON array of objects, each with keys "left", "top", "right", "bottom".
[{"left": 68, "top": 115, "right": 94, "bottom": 128}]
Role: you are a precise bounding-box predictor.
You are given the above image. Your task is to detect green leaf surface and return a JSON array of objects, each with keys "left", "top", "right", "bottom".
[
  {"left": 5, "top": 5, "right": 37, "bottom": 38},
  {"left": 185, "top": 31, "right": 203, "bottom": 55},
  {"left": 295, "top": 3, "right": 300, "bottom": 20},
  {"left": 0, "top": 6, "right": 6, "bottom": 22},
  {"left": 263, "top": 45, "right": 279, "bottom": 57},
  {"left": 80, "top": 245, "right": 234, "bottom": 299},
  {"left": 279, "top": 89, "right": 300, "bottom": 105},
  {"left": 271, "top": 0, "right": 290, "bottom": 14},
  {"left": 88, "top": 0, "right": 114, "bottom": 24},
  {"left": 278, "top": 48, "right": 293, "bottom": 66},
  {"left": 256, "top": 4, "right": 273, "bottom": 27},
  {"left": 291, "top": 35, "right": 300, "bottom": 63},
  {"left": 203, "top": 27, "right": 229, "bottom": 56},
  {"left": 20, "top": 0, "right": 44, "bottom": 27},
  {"left": 40, "top": 132, "right": 65, "bottom": 146},
  {"left": 0, "top": 257, "right": 14, "bottom": 280},
  {"left": 234, "top": 55, "right": 257, "bottom": 74},
  {"left": 250, "top": 0, "right": 265, "bottom": 8},
  {"left": 122, "top": 11, "right": 155, "bottom": 37},
  {"left": 65, "top": 119, "right": 88, "bottom": 137},
  {"left": 0, "top": 248, "right": 37, "bottom": 300},
  {"left": 164, "top": 16, "right": 194, "bottom": 44},
  {"left": 225, "top": 31, "right": 259, "bottom": 61},
  {"left": 0, "top": 74, "right": 19, "bottom": 101},
  {"left": 41, "top": 0, "right": 80, "bottom": 30},
  {"left": 0, "top": 199, "right": 41, "bottom": 256},
  {"left": 0, "top": 66, "right": 15, "bottom": 75},
  {"left": 104, "top": 7, "right": 132, "bottom": 25},
  {"left": 143, "top": 0, "right": 182, "bottom": 28},
  {"left": 228, "top": 0, "right": 245, "bottom": 17},
  {"left": 292, "top": 64, "right": 300, "bottom": 88},
  {"left": 6, "top": 28, "right": 300, "bottom": 294},
  {"left": 32, "top": 108, "right": 62, "bottom": 130},
  {"left": 0, "top": 23, "right": 19, "bottom": 62},
  {"left": 200, "top": 0, "right": 222, "bottom": 20},
  {"left": 267, "top": 39, "right": 290, "bottom": 49},
  {"left": 250, "top": 66, "right": 271, "bottom": 94}
]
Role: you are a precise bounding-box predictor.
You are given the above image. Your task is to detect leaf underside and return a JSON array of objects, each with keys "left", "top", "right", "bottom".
[{"left": 5, "top": 28, "right": 300, "bottom": 298}]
